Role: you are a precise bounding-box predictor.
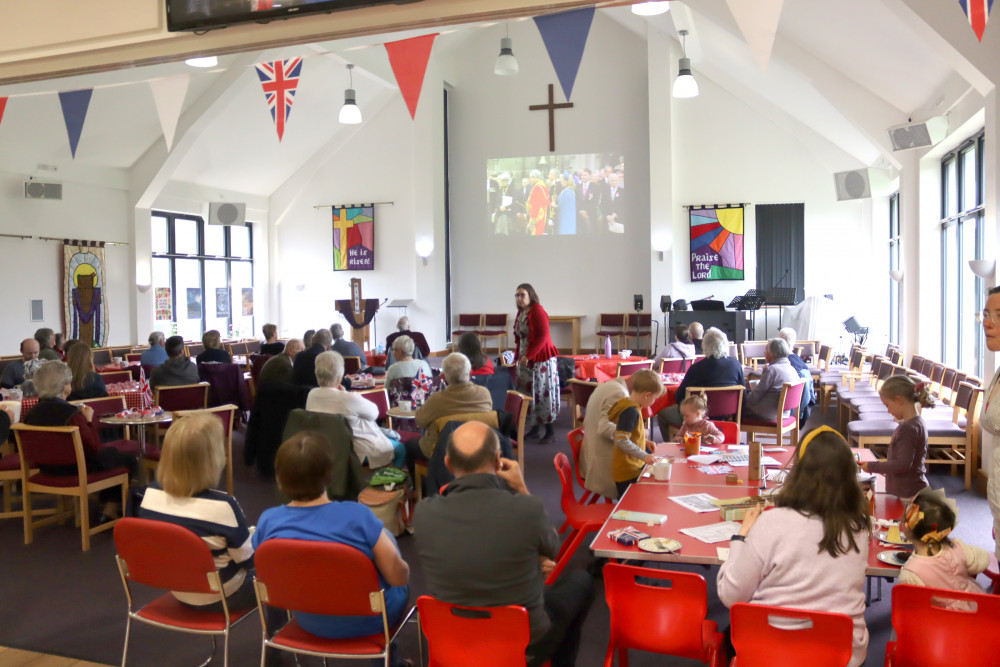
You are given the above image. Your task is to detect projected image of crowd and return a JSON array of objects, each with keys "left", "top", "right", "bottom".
[{"left": 487, "top": 154, "right": 626, "bottom": 236}]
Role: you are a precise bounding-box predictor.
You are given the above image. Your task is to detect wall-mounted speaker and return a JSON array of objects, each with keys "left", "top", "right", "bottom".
[
  {"left": 208, "top": 202, "right": 247, "bottom": 226},
  {"left": 833, "top": 170, "right": 871, "bottom": 201},
  {"left": 887, "top": 116, "right": 947, "bottom": 152},
  {"left": 660, "top": 295, "right": 672, "bottom": 313},
  {"left": 633, "top": 294, "right": 643, "bottom": 311},
  {"left": 24, "top": 181, "right": 62, "bottom": 200}
]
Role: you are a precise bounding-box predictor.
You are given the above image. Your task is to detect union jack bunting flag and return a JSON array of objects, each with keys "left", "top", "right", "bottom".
[
  {"left": 139, "top": 367, "right": 154, "bottom": 409},
  {"left": 255, "top": 58, "right": 303, "bottom": 141},
  {"left": 959, "top": 0, "right": 994, "bottom": 41}
]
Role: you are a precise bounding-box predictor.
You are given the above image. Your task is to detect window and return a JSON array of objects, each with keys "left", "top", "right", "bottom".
[
  {"left": 151, "top": 212, "right": 255, "bottom": 341},
  {"left": 888, "top": 193, "right": 900, "bottom": 344},
  {"left": 940, "top": 132, "right": 984, "bottom": 376}
]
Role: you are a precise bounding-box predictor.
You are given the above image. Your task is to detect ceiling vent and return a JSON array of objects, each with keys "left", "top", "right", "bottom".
[
  {"left": 208, "top": 202, "right": 246, "bottom": 226},
  {"left": 833, "top": 170, "right": 871, "bottom": 201},
  {"left": 24, "top": 181, "right": 62, "bottom": 200},
  {"left": 887, "top": 116, "right": 948, "bottom": 152}
]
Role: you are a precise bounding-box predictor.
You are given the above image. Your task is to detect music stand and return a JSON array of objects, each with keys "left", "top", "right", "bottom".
[
  {"left": 735, "top": 289, "right": 766, "bottom": 339},
  {"left": 764, "top": 287, "right": 797, "bottom": 334}
]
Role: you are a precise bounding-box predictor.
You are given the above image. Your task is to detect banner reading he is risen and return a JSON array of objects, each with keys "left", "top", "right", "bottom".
[
  {"left": 690, "top": 206, "right": 745, "bottom": 281},
  {"left": 332, "top": 204, "right": 375, "bottom": 271}
]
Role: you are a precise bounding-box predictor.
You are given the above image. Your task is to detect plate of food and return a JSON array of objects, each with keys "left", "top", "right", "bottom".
[
  {"left": 876, "top": 550, "right": 911, "bottom": 567},
  {"left": 637, "top": 537, "right": 681, "bottom": 554},
  {"left": 876, "top": 525, "right": 908, "bottom": 546}
]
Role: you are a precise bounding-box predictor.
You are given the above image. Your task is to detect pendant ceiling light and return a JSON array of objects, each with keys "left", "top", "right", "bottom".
[
  {"left": 672, "top": 29, "right": 699, "bottom": 99},
  {"left": 494, "top": 24, "right": 519, "bottom": 76},
  {"left": 338, "top": 64, "right": 362, "bottom": 125},
  {"left": 631, "top": 1, "right": 670, "bottom": 16}
]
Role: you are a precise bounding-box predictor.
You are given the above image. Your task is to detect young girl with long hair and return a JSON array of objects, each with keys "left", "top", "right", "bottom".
[{"left": 860, "top": 375, "right": 934, "bottom": 499}]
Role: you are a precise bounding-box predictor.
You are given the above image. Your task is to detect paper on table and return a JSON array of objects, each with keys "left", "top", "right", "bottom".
[
  {"left": 680, "top": 521, "right": 743, "bottom": 544},
  {"left": 728, "top": 456, "right": 782, "bottom": 467},
  {"left": 669, "top": 493, "right": 720, "bottom": 513},
  {"left": 763, "top": 447, "right": 786, "bottom": 452},
  {"left": 687, "top": 454, "right": 721, "bottom": 465},
  {"left": 717, "top": 547, "right": 730, "bottom": 561}
]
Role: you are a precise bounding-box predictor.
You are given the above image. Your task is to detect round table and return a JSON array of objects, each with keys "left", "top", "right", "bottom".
[
  {"left": 387, "top": 406, "right": 416, "bottom": 420},
  {"left": 100, "top": 412, "right": 173, "bottom": 458}
]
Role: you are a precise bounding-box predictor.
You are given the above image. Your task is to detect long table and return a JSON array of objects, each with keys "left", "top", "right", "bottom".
[
  {"left": 590, "top": 445, "right": 905, "bottom": 577},
  {"left": 549, "top": 315, "right": 585, "bottom": 355}
]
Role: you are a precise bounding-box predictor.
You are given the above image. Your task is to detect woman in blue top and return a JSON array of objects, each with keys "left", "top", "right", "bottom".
[{"left": 253, "top": 432, "right": 411, "bottom": 639}]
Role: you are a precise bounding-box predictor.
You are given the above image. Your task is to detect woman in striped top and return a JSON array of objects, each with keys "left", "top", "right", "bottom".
[{"left": 137, "top": 413, "right": 256, "bottom": 611}]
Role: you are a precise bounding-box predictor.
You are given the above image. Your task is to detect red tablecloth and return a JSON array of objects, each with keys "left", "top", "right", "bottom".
[
  {"left": 570, "top": 355, "right": 648, "bottom": 382},
  {"left": 366, "top": 353, "right": 387, "bottom": 367},
  {"left": 22, "top": 388, "right": 145, "bottom": 413}
]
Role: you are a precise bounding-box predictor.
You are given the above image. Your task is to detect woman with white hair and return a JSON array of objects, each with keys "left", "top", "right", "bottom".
[
  {"left": 384, "top": 335, "right": 432, "bottom": 383},
  {"left": 22, "top": 360, "right": 137, "bottom": 518},
  {"left": 306, "top": 351, "right": 405, "bottom": 469},
  {"left": 655, "top": 327, "right": 745, "bottom": 434},
  {"left": 743, "top": 337, "right": 800, "bottom": 421}
]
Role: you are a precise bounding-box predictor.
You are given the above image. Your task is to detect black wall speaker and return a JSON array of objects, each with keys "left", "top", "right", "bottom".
[
  {"left": 660, "top": 295, "right": 672, "bottom": 313},
  {"left": 633, "top": 294, "right": 643, "bottom": 311}
]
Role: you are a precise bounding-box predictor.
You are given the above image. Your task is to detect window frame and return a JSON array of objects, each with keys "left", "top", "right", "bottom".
[{"left": 888, "top": 193, "right": 900, "bottom": 345}]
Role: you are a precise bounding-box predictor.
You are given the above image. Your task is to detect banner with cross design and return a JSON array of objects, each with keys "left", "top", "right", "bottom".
[{"left": 332, "top": 203, "right": 375, "bottom": 271}]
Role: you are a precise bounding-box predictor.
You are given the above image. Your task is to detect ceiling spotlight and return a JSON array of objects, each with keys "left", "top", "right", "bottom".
[
  {"left": 339, "top": 64, "right": 362, "bottom": 125},
  {"left": 494, "top": 25, "right": 519, "bottom": 76},
  {"left": 672, "top": 30, "right": 699, "bottom": 98},
  {"left": 185, "top": 56, "right": 218, "bottom": 68},
  {"left": 631, "top": 1, "right": 670, "bottom": 16}
]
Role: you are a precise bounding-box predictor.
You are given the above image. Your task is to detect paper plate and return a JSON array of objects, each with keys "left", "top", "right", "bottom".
[
  {"left": 876, "top": 531, "right": 909, "bottom": 546},
  {"left": 876, "top": 550, "right": 911, "bottom": 567},
  {"left": 637, "top": 537, "right": 681, "bottom": 554}
]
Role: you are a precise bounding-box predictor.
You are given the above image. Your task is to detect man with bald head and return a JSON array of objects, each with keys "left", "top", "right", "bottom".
[
  {"left": 1, "top": 338, "right": 40, "bottom": 388},
  {"left": 258, "top": 338, "right": 305, "bottom": 386},
  {"left": 414, "top": 422, "right": 594, "bottom": 667}
]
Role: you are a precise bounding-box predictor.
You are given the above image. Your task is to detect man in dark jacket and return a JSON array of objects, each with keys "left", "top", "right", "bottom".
[{"left": 149, "top": 335, "right": 199, "bottom": 391}]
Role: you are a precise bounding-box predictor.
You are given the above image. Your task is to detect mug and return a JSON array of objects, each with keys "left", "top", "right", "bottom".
[
  {"left": 652, "top": 459, "right": 672, "bottom": 481},
  {"left": 112, "top": 357, "right": 123, "bottom": 365},
  {"left": 620, "top": 349, "right": 632, "bottom": 359},
  {"left": 683, "top": 432, "right": 702, "bottom": 457}
]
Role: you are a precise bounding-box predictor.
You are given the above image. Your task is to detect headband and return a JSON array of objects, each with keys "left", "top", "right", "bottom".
[
  {"left": 797, "top": 425, "right": 840, "bottom": 460},
  {"left": 905, "top": 488, "right": 958, "bottom": 544}
]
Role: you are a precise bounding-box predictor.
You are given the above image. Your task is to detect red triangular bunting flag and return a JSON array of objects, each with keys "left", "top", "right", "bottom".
[
  {"left": 384, "top": 34, "right": 437, "bottom": 120},
  {"left": 0, "top": 97, "right": 7, "bottom": 128}
]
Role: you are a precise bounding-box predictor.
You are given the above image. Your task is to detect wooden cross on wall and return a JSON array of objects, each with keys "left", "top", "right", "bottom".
[{"left": 529, "top": 84, "right": 574, "bottom": 152}]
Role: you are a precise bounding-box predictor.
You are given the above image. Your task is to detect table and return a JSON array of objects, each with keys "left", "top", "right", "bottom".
[
  {"left": 22, "top": 387, "right": 146, "bottom": 413},
  {"left": 570, "top": 355, "right": 648, "bottom": 382},
  {"left": 387, "top": 406, "right": 417, "bottom": 419},
  {"left": 590, "top": 449, "right": 904, "bottom": 577},
  {"left": 549, "top": 315, "right": 585, "bottom": 355},
  {"left": 100, "top": 412, "right": 173, "bottom": 458}
]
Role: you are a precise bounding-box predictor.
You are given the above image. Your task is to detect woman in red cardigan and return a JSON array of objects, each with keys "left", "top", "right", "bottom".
[{"left": 513, "top": 283, "right": 561, "bottom": 443}]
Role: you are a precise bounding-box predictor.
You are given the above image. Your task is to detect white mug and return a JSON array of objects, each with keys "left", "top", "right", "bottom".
[
  {"left": 653, "top": 459, "right": 672, "bottom": 481},
  {"left": 620, "top": 349, "right": 632, "bottom": 359}
]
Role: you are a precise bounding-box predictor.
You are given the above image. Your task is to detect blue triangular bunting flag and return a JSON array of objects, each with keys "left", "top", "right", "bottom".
[
  {"left": 533, "top": 7, "right": 595, "bottom": 101},
  {"left": 59, "top": 89, "right": 93, "bottom": 158}
]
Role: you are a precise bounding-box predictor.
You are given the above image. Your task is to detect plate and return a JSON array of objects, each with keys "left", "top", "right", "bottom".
[
  {"left": 877, "top": 531, "right": 908, "bottom": 546},
  {"left": 637, "top": 537, "right": 681, "bottom": 554},
  {"left": 876, "top": 550, "right": 911, "bottom": 567}
]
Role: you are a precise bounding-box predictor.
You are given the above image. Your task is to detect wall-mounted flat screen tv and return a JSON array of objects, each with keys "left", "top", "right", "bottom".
[{"left": 167, "top": 0, "right": 423, "bottom": 33}]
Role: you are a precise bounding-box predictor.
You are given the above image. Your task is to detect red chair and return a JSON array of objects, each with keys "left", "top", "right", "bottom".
[
  {"left": 741, "top": 380, "right": 807, "bottom": 447},
  {"left": 616, "top": 360, "right": 653, "bottom": 378},
  {"left": 247, "top": 353, "right": 274, "bottom": 397},
  {"left": 548, "top": 452, "right": 614, "bottom": 585},
  {"left": 171, "top": 405, "right": 237, "bottom": 494},
  {"left": 504, "top": 390, "right": 532, "bottom": 470},
  {"left": 451, "top": 314, "right": 483, "bottom": 347},
  {"left": 13, "top": 423, "right": 129, "bottom": 551},
  {"left": 418, "top": 595, "right": 539, "bottom": 667},
  {"left": 596, "top": 313, "right": 627, "bottom": 353},
  {"left": 343, "top": 355, "right": 364, "bottom": 375},
  {"left": 625, "top": 312, "right": 653, "bottom": 356},
  {"left": 253, "top": 539, "right": 417, "bottom": 666},
  {"left": 113, "top": 518, "right": 256, "bottom": 667},
  {"left": 71, "top": 395, "right": 138, "bottom": 456},
  {"left": 729, "top": 602, "right": 853, "bottom": 667},
  {"left": 567, "top": 428, "right": 594, "bottom": 505},
  {"left": 99, "top": 370, "right": 133, "bottom": 384},
  {"left": 885, "top": 584, "right": 1000, "bottom": 666},
  {"left": 478, "top": 313, "right": 510, "bottom": 352},
  {"left": 125, "top": 353, "right": 143, "bottom": 363},
  {"left": 715, "top": 420, "right": 739, "bottom": 445},
  {"left": 568, "top": 379, "right": 597, "bottom": 429},
  {"left": 659, "top": 358, "right": 685, "bottom": 374},
  {"left": 155, "top": 382, "right": 210, "bottom": 412},
  {"left": 603, "top": 564, "right": 724, "bottom": 667},
  {"left": 687, "top": 385, "right": 746, "bottom": 431}
]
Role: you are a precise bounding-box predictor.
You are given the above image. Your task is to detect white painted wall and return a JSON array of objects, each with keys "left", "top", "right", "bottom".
[
  {"left": 0, "top": 171, "right": 133, "bottom": 352},
  {"left": 447, "top": 15, "right": 652, "bottom": 352}
]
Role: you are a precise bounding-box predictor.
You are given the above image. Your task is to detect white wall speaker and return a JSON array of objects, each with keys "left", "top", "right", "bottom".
[
  {"left": 208, "top": 202, "right": 246, "bottom": 226},
  {"left": 833, "top": 170, "right": 871, "bottom": 201},
  {"left": 887, "top": 116, "right": 947, "bottom": 152},
  {"left": 24, "top": 181, "right": 62, "bottom": 200}
]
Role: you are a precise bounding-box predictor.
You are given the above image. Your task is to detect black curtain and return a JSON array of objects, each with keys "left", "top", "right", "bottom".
[{"left": 755, "top": 203, "right": 805, "bottom": 303}]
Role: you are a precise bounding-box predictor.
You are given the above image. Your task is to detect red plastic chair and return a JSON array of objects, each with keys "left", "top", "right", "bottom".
[
  {"left": 253, "top": 539, "right": 417, "bottom": 666},
  {"left": 729, "top": 602, "right": 853, "bottom": 667},
  {"left": 114, "top": 518, "right": 256, "bottom": 667},
  {"left": 715, "top": 420, "right": 739, "bottom": 445},
  {"left": 418, "top": 595, "right": 543, "bottom": 667},
  {"left": 548, "top": 452, "right": 614, "bottom": 585},
  {"left": 885, "top": 584, "right": 1000, "bottom": 666},
  {"left": 603, "top": 564, "right": 724, "bottom": 667}
]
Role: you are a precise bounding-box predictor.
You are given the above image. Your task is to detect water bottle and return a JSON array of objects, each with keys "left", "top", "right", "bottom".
[
  {"left": 376, "top": 343, "right": 385, "bottom": 355},
  {"left": 604, "top": 335, "right": 612, "bottom": 359}
]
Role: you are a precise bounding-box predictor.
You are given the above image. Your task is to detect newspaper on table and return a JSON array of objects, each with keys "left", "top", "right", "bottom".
[
  {"left": 679, "top": 521, "right": 743, "bottom": 544},
  {"left": 668, "top": 493, "right": 720, "bottom": 513}
]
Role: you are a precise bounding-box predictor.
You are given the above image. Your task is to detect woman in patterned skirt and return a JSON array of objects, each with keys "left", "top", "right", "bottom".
[{"left": 514, "top": 283, "right": 561, "bottom": 443}]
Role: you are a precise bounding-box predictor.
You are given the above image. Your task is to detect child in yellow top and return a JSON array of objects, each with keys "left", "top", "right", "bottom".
[{"left": 608, "top": 370, "right": 665, "bottom": 498}]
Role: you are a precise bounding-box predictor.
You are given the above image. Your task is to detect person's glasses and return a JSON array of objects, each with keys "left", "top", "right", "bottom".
[{"left": 976, "top": 310, "right": 1000, "bottom": 325}]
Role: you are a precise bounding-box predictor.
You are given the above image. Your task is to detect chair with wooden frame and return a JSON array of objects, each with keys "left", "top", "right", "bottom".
[
  {"left": 504, "top": 390, "right": 533, "bottom": 471},
  {"left": 451, "top": 314, "right": 483, "bottom": 348},
  {"left": 91, "top": 348, "right": 113, "bottom": 366},
  {"left": 478, "top": 313, "right": 510, "bottom": 352},
  {"left": 227, "top": 341, "right": 248, "bottom": 357},
  {"left": 360, "top": 387, "right": 391, "bottom": 426},
  {"left": 819, "top": 347, "right": 866, "bottom": 413},
  {"left": 739, "top": 342, "right": 769, "bottom": 370},
  {"left": 114, "top": 518, "right": 257, "bottom": 667},
  {"left": 625, "top": 312, "right": 653, "bottom": 356},
  {"left": 171, "top": 405, "right": 238, "bottom": 495},
  {"left": 686, "top": 385, "right": 745, "bottom": 432},
  {"left": 414, "top": 412, "right": 500, "bottom": 502},
  {"left": 185, "top": 342, "right": 205, "bottom": 358},
  {"left": 342, "top": 355, "right": 364, "bottom": 376},
  {"left": 71, "top": 395, "right": 138, "bottom": 457},
  {"left": 13, "top": 423, "right": 129, "bottom": 551},
  {"left": 0, "top": 436, "right": 55, "bottom": 522},
  {"left": 596, "top": 313, "right": 628, "bottom": 354},
  {"left": 151, "top": 382, "right": 210, "bottom": 453},
  {"left": 254, "top": 539, "right": 418, "bottom": 667},
  {"left": 568, "top": 379, "right": 598, "bottom": 429},
  {"left": 616, "top": 360, "right": 653, "bottom": 378},
  {"left": 99, "top": 370, "right": 134, "bottom": 385},
  {"left": 125, "top": 353, "right": 143, "bottom": 363},
  {"left": 658, "top": 358, "right": 685, "bottom": 374},
  {"left": 740, "top": 379, "right": 808, "bottom": 447},
  {"left": 108, "top": 346, "right": 133, "bottom": 358}
]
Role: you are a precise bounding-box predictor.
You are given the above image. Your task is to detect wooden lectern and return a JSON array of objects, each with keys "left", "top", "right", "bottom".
[{"left": 334, "top": 278, "right": 379, "bottom": 350}]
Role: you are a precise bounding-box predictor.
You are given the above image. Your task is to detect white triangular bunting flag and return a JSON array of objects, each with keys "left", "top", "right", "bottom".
[
  {"left": 149, "top": 75, "right": 190, "bottom": 151},
  {"left": 726, "top": 0, "right": 784, "bottom": 73}
]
